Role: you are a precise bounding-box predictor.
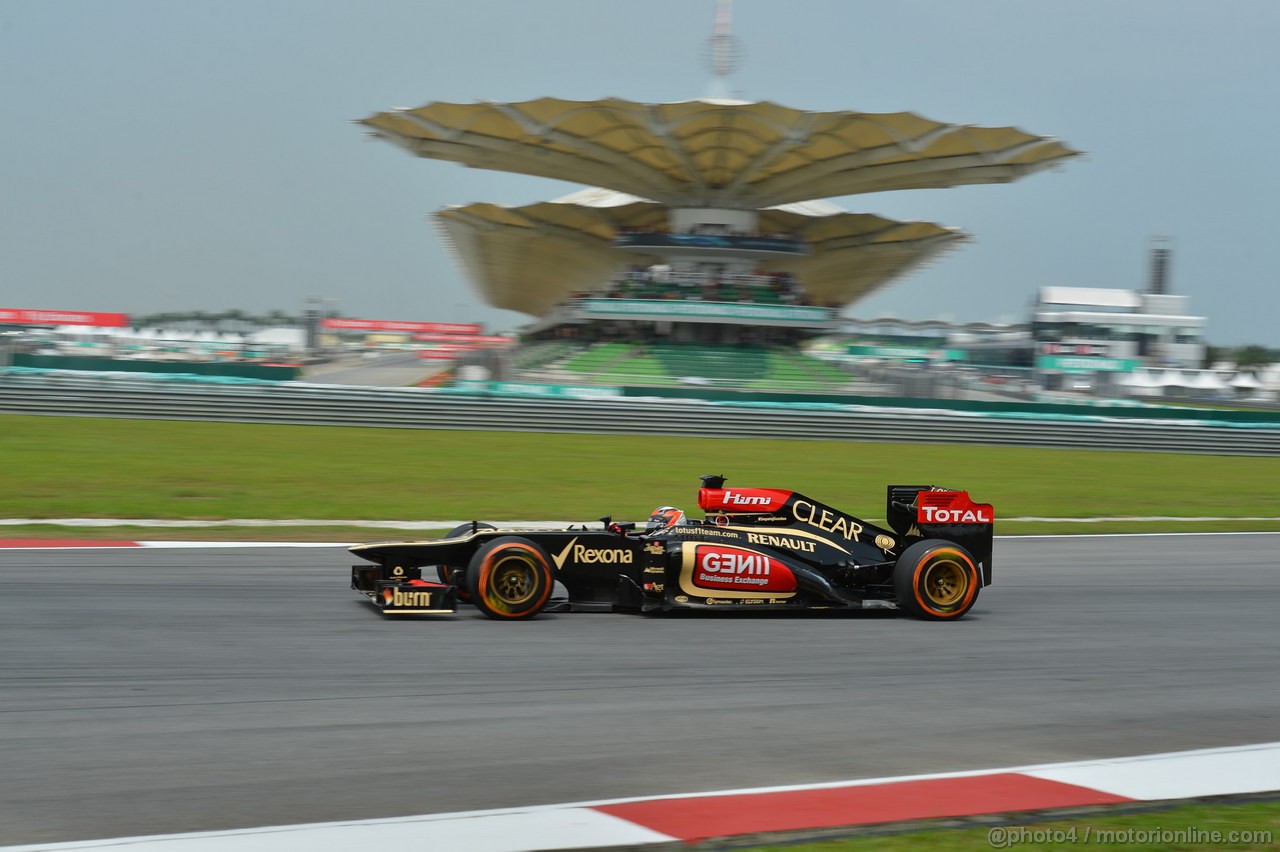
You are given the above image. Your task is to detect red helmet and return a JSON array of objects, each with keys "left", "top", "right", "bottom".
[{"left": 646, "top": 506, "right": 686, "bottom": 531}]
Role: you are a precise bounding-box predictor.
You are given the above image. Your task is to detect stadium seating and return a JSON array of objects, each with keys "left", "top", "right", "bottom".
[
  {"left": 651, "top": 343, "right": 769, "bottom": 382},
  {"left": 511, "top": 341, "right": 578, "bottom": 372},
  {"left": 560, "top": 342, "right": 635, "bottom": 373},
  {"left": 551, "top": 342, "right": 850, "bottom": 391},
  {"left": 748, "top": 349, "right": 850, "bottom": 389}
]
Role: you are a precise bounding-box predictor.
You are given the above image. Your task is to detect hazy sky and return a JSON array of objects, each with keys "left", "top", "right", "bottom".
[{"left": 3, "top": 1, "right": 1277, "bottom": 344}]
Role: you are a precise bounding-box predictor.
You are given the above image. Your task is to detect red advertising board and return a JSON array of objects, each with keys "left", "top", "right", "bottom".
[
  {"left": 322, "top": 318, "right": 483, "bottom": 335},
  {"left": 0, "top": 308, "right": 130, "bottom": 328}
]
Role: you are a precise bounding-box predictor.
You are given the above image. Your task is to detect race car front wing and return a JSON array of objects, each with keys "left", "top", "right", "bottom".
[{"left": 352, "top": 564, "right": 457, "bottom": 615}]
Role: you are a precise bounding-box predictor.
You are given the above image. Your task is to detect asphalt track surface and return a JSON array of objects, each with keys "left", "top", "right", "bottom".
[{"left": 3, "top": 534, "right": 1279, "bottom": 846}]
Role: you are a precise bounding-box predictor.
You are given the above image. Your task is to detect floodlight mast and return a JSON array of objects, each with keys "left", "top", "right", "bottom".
[
  {"left": 712, "top": 0, "right": 733, "bottom": 75},
  {"left": 704, "top": 0, "right": 742, "bottom": 100}
]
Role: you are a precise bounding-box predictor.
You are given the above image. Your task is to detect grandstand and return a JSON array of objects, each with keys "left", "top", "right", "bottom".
[
  {"left": 524, "top": 341, "right": 867, "bottom": 393},
  {"left": 359, "top": 3, "right": 1077, "bottom": 395}
]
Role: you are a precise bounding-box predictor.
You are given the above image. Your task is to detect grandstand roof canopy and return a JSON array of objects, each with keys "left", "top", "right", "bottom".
[
  {"left": 360, "top": 97, "right": 1080, "bottom": 208},
  {"left": 435, "top": 189, "right": 968, "bottom": 316}
]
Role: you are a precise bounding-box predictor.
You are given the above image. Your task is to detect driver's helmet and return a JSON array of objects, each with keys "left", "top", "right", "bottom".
[{"left": 645, "top": 506, "right": 686, "bottom": 532}]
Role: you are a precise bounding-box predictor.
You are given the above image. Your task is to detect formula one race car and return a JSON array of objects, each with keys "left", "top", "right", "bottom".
[{"left": 350, "top": 475, "right": 993, "bottom": 621}]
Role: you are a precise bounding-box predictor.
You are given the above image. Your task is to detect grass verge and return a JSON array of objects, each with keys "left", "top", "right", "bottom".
[
  {"left": 736, "top": 798, "right": 1279, "bottom": 851},
  {"left": 3, "top": 414, "right": 1279, "bottom": 537}
]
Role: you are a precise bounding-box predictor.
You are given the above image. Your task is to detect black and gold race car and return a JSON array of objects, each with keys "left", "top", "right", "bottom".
[{"left": 350, "top": 475, "right": 994, "bottom": 621}]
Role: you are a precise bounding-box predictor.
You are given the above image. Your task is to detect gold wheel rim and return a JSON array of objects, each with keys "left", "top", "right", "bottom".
[
  {"left": 922, "top": 558, "right": 968, "bottom": 607},
  {"left": 491, "top": 554, "right": 538, "bottom": 606}
]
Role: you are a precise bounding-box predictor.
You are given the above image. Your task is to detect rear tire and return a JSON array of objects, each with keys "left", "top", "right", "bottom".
[
  {"left": 893, "top": 540, "right": 980, "bottom": 620},
  {"left": 437, "top": 522, "right": 494, "bottom": 601},
  {"left": 466, "top": 536, "right": 555, "bottom": 620}
]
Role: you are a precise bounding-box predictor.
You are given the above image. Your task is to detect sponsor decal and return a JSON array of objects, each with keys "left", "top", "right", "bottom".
[
  {"left": 692, "top": 546, "right": 797, "bottom": 592},
  {"left": 675, "top": 595, "right": 689, "bottom": 603},
  {"left": 723, "top": 491, "right": 772, "bottom": 507},
  {"left": 669, "top": 526, "right": 740, "bottom": 539},
  {"left": 701, "top": 549, "right": 770, "bottom": 575},
  {"left": 920, "top": 506, "right": 993, "bottom": 524},
  {"left": 642, "top": 582, "right": 664, "bottom": 593},
  {"left": 552, "top": 539, "right": 576, "bottom": 569},
  {"left": 746, "top": 532, "right": 817, "bottom": 553},
  {"left": 391, "top": 566, "right": 405, "bottom": 577},
  {"left": 700, "top": 488, "right": 790, "bottom": 513},
  {"left": 381, "top": 588, "right": 436, "bottom": 608},
  {"left": 552, "top": 537, "right": 633, "bottom": 569},
  {"left": 916, "top": 491, "right": 994, "bottom": 525},
  {"left": 643, "top": 566, "right": 665, "bottom": 574},
  {"left": 792, "top": 499, "right": 863, "bottom": 542},
  {"left": 875, "top": 534, "right": 896, "bottom": 551},
  {"left": 704, "top": 598, "right": 734, "bottom": 605},
  {"left": 716, "top": 522, "right": 851, "bottom": 552},
  {"left": 714, "top": 514, "right": 730, "bottom": 527},
  {"left": 573, "top": 544, "right": 632, "bottom": 564}
]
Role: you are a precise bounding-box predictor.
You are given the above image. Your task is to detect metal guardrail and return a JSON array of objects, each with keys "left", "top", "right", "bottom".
[{"left": 1, "top": 371, "right": 1278, "bottom": 455}]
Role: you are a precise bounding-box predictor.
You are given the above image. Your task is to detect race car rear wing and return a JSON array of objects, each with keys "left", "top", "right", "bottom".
[{"left": 886, "top": 486, "right": 994, "bottom": 586}]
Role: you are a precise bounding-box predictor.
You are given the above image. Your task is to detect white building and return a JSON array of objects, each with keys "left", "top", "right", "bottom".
[{"left": 1031, "top": 286, "right": 1206, "bottom": 387}]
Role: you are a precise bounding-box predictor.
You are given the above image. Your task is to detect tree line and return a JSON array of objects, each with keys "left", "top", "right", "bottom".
[{"left": 131, "top": 308, "right": 343, "bottom": 330}]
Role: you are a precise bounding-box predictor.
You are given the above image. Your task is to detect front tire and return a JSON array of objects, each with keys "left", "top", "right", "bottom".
[
  {"left": 893, "top": 540, "right": 980, "bottom": 620},
  {"left": 466, "top": 536, "right": 555, "bottom": 620}
]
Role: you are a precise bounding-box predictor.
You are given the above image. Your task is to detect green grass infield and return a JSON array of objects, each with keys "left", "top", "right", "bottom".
[
  {"left": 3, "top": 414, "right": 1279, "bottom": 539},
  {"left": 738, "top": 798, "right": 1279, "bottom": 851}
]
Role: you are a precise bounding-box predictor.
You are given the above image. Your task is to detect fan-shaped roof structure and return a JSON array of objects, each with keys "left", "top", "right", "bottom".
[
  {"left": 360, "top": 97, "right": 1080, "bottom": 208},
  {"left": 434, "top": 188, "right": 967, "bottom": 316}
]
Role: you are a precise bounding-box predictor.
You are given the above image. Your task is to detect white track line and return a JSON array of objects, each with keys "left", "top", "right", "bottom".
[{"left": 3, "top": 531, "right": 1280, "bottom": 551}]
